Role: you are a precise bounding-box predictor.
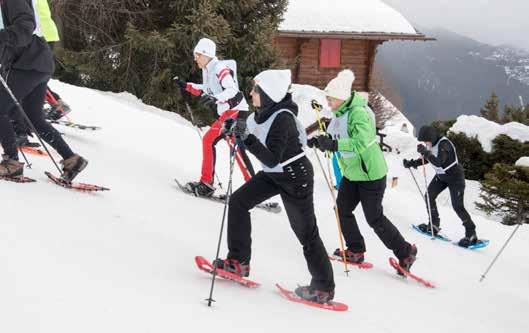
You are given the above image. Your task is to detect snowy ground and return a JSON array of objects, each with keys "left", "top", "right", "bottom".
[{"left": 1, "top": 80, "right": 528, "bottom": 333}]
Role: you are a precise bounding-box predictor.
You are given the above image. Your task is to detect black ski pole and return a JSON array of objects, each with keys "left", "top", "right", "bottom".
[
  {"left": 0, "top": 68, "right": 63, "bottom": 176},
  {"left": 480, "top": 207, "right": 525, "bottom": 282},
  {"left": 408, "top": 168, "right": 424, "bottom": 198},
  {"left": 421, "top": 158, "right": 435, "bottom": 240},
  {"left": 206, "top": 135, "right": 238, "bottom": 307},
  {"left": 18, "top": 148, "right": 32, "bottom": 169},
  {"left": 178, "top": 84, "right": 224, "bottom": 190}
]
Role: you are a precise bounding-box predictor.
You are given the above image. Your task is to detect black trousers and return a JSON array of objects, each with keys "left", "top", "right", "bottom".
[
  {"left": 337, "top": 176, "right": 411, "bottom": 260},
  {"left": 227, "top": 161, "right": 335, "bottom": 292},
  {"left": 0, "top": 69, "right": 73, "bottom": 160},
  {"left": 426, "top": 175, "right": 476, "bottom": 235}
]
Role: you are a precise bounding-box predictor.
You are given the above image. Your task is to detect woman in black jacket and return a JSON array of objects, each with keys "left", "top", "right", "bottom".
[
  {"left": 403, "top": 125, "right": 479, "bottom": 247},
  {"left": 214, "top": 69, "right": 335, "bottom": 304},
  {"left": 0, "top": 0, "right": 86, "bottom": 180}
]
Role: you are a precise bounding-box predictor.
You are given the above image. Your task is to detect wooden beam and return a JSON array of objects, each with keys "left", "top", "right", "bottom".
[{"left": 366, "top": 41, "right": 382, "bottom": 91}]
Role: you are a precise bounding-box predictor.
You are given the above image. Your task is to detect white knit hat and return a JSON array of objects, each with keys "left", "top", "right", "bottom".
[
  {"left": 193, "top": 38, "right": 216, "bottom": 58},
  {"left": 324, "top": 69, "right": 355, "bottom": 101},
  {"left": 254, "top": 70, "right": 292, "bottom": 103}
]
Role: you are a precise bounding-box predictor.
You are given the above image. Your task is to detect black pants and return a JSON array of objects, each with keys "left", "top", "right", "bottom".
[
  {"left": 0, "top": 69, "right": 73, "bottom": 160},
  {"left": 426, "top": 175, "right": 476, "bottom": 235},
  {"left": 227, "top": 160, "right": 335, "bottom": 292},
  {"left": 337, "top": 176, "right": 411, "bottom": 260}
]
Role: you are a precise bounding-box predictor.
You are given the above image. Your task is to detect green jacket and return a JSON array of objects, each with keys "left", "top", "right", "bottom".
[
  {"left": 36, "top": 0, "right": 60, "bottom": 42},
  {"left": 333, "top": 93, "right": 388, "bottom": 182}
]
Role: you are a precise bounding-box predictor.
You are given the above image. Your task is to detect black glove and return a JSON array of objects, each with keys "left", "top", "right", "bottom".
[
  {"left": 307, "top": 137, "right": 319, "bottom": 148},
  {"left": 417, "top": 144, "right": 428, "bottom": 156},
  {"left": 243, "top": 133, "right": 258, "bottom": 147},
  {"left": 316, "top": 135, "right": 338, "bottom": 152},
  {"left": 199, "top": 94, "right": 217, "bottom": 109},
  {"left": 222, "top": 118, "right": 236, "bottom": 135},
  {"left": 234, "top": 117, "right": 248, "bottom": 140},
  {"left": 403, "top": 159, "right": 414, "bottom": 169},
  {"left": 173, "top": 77, "right": 187, "bottom": 90}
]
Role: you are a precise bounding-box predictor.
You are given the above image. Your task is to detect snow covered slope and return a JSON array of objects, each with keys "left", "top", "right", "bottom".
[{"left": 1, "top": 81, "right": 528, "bottom": 333}]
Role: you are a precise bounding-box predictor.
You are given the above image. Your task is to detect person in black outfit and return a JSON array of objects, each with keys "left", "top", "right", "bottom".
[
  {"left": 214, "top": 69, "right": 335, "bottom": 304},
  {"left": 0, "top": 0, "right": 87, "bottom": 180},
  {"left": 403, "top": 125, "right": 480, "bottom": 247}
]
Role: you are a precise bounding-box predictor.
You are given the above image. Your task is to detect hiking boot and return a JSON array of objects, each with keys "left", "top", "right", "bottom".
[
  {"left": 0, "top": 155, "right": 24, "bottom": 177},
  {"left": 15, "top": 135, "right": 40, "bottom": 148},
  {"left": 46, "top": 99, "right": 71, "bottom": 121},
  {"left": 294, "top": 286, "right": 335, "bottom": 304},
  {"left": 333, "top": 248, "right": 365, "bottom": 264},
  {"left": 417, "top": 223, "right": 440, "bottom": 236},
  {"left": 458, "top": 233, "right": 479, "bottom": 248},
  {"left": 61, "top": 154, "right": 88, "bottom": 182},
  {"left": 397, "top": 244, "right": 418, "bottom": 276},
  {"left": 213, "top": 258, "right": 250, "bottom": 277},
  {"left": 186, "top": 181, "right": 215, "bottom": 197}
]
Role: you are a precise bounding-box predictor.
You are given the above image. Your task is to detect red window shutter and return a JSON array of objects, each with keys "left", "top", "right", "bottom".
[{"left": 320, "top": 39, "right": 341, "bottom": 68}]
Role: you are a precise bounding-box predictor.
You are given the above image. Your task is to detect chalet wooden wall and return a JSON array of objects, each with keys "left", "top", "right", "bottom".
[{"left": 275, "top": 36, "right": 379, "bottom": 91}]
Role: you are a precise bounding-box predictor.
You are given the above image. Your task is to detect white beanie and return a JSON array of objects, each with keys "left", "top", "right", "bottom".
[
  {"left": 193, "top": 38, "right": 216, "bottom": 58},
  {"left": 324, "top": 69, "right": 355, "bottom": 101},
  {"left": 254, "top": 70, "right": 292, "bottom": 103}
]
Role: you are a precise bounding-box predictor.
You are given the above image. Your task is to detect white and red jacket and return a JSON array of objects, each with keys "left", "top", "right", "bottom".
[{"left": 186, "top": 57, "right": 249, "bottom": 115}]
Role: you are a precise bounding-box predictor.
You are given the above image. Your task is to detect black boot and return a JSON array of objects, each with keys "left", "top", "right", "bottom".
[
  {"left": 397, "top": 244, "right": 418, "bottom": 275},
  {"left": 294, "top": 286, "right": 334, "bottom": 304},
  {"left": 186, "top": 181, "right": 215, "bottom": 197},
  {"left": 61, "top": 154, "right": 88, "bottom": 182},
  {"left": 213, "top": 258, "right": 250, "bottom": 277},
  {"left": 417, "top": 223, "right": 440, "bottom": 236},
  {"left": 333, "top": 248, "right": 364, "bottom": 264},
  {"left": 458, "top": 233, "right": 479, "bottom": 248}
]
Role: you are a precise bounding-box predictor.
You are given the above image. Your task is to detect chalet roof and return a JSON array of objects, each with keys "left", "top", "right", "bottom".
[{"left": 279, "top": 0, "right": 429, "bottom": 41}]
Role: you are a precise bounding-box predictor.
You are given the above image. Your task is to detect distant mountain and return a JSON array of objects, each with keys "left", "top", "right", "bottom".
[{"left": 375, "top": 28, "right": 529, "bottom": 127}]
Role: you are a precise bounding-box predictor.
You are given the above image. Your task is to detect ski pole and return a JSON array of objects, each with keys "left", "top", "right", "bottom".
[
  {"left": 313, "top": 148, "right": 349, "bottom": 276},
  {"left": 408, "top": 168, "right": 424, "bottom": 199},
  {"left": 421, "top": 156, "right": 435, "bottom": 240},
  {"left": 183, "top": 99, "right": 223, "bottom": 190},
  {"left": 480, "top": 214, "right": 524, "bottom": 282},
  {"left": 18, "top": 148, "right": 32, "bottom": 169},
  {"left": 0, "top": 68, "right": 63, "bottom": 176},
  {"left": 206, "top": 137, "right": 238, "bottom": 306},
  {"left": 310, "top": 100, "right": 350, "bottom": 275}
]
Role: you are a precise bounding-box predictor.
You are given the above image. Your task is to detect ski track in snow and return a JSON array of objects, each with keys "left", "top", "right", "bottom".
[{"left": 1, "top": 80, "right": 528, "bottom": 333}]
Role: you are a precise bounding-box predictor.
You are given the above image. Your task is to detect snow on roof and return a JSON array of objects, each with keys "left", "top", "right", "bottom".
[
  {"left": 449, "top": 115, "right": 529, "bottom": 153},
  {"left": 516, "top": 157, "right": 529, "bottom": 167},
  {"left": 279, "top": 0, "right": 418, "bottom": 35}
]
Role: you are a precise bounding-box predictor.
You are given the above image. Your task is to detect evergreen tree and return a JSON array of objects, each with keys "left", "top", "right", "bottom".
[
  {"left": 55, "top": 0, "right": 287, "bottom": 122},
  {"left": 477, "top": 163, "right": 529, "bottom": 225},
  {"left": 480, "top": 92, "right": 500, "bottom": 123}
]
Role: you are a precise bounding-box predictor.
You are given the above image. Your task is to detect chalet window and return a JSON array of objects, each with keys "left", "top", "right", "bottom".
[{"left": 320, "top": 39, "right": 341, "bottom": 68}]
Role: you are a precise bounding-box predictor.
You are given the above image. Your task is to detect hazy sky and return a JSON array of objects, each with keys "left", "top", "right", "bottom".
[{"left": 383, "top": 0, "right": 529, "bottom": 51}]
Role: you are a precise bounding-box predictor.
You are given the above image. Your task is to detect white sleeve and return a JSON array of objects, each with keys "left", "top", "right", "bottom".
[{"left": 213, "top": 67, "right": 238, "bottom": 102}]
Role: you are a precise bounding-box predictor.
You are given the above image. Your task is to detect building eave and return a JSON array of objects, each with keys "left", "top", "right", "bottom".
[{"left": 276, "top": 30, "right": 435, "bottom": 41}]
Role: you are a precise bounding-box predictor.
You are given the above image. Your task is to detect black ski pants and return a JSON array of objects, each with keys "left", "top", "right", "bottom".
[
  {"left": 337, "top": 176, "right": 412, "bottom": 260},
  {"left": 426, "top": 175, "right": 476, "bottom": 235},
  {"left": 0, "top": 69, "right": 74, "bottom": 160},
  {"left": 227, "top": 160, "right": 335, "bottom": 292}
]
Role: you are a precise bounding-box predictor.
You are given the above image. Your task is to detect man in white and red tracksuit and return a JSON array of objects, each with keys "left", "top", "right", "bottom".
[{"left": 175, "top": 38, "right": 253, "bottom": 197}]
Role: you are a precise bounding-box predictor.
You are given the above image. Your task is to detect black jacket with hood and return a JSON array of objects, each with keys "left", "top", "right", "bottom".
[
  {"left": 244, "top": 92, "right": 305, "bottom": 168},
  {"left": 0, "top": 0, "right": 54, "bottom": 75},
  {"left": 412, "top": 126, "right": 465, "bottom": 183}
]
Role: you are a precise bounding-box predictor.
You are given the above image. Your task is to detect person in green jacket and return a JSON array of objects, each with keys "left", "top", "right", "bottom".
[
  {"left": 36, "top": 0, "right": 60, "bottom": 43},
  {"left": 36, "top": 0, "right": 70, "bottom": 120},
  {"left": 309, "top": 69, "right": 417, "bottom": 274}
]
